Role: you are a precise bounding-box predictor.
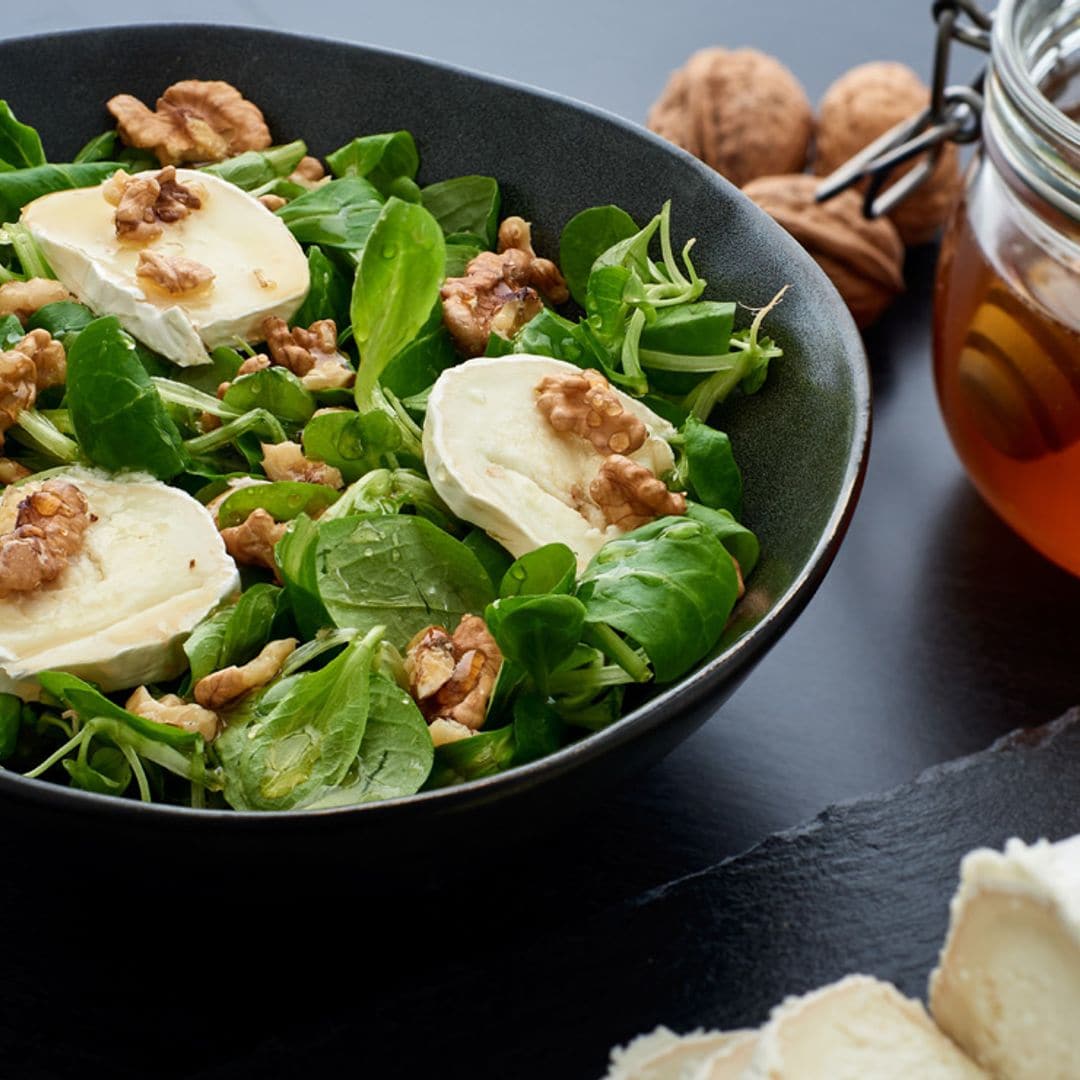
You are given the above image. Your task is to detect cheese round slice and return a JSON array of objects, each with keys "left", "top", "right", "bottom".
[
  {"left": 424, "top": 355, "right": 677, "bottom": 570},
  {"left": 929, "top": 835, "right": 1080, "bottom": 1079},
  {"left": 21, "top": 169, "right": 309, "bottom": 367},
  {"left": 605, "top": 1027, "right": 755, "bottom": 1080},
  {"left": 745, "top": 975, "right": 985, "bottom": 1079},
  {"left": 0, "top": 469, "right": 239, "bottom": 699}
]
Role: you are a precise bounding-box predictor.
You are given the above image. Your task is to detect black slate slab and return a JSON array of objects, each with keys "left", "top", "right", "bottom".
[{"left": 9, "top": 712, "right": 1079, "bottom": 1080}]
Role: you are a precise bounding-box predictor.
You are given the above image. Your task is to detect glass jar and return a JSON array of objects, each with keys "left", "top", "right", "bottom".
[{"left": 933, "top": 0, "right": 1080, "bottom": 574}]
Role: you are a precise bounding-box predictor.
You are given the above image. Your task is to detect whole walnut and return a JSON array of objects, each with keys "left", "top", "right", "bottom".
[
  {"left": 647, "top": 48, "right": 814, "bottom": 188},
  {"left": 814, "top": 62, "right": 962, "bottom": 246},
  {"left": 742, "top": 174, "right": 905, "bottom": 329}
]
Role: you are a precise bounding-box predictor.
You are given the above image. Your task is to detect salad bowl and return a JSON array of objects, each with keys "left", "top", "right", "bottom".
[{"left": 0, "top": 24, "right": 869, "bottom": 863}]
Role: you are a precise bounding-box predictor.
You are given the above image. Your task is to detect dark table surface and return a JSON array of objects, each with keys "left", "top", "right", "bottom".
[{"left": 6, "top": 3, "right": 1080, "bottom": 1079}]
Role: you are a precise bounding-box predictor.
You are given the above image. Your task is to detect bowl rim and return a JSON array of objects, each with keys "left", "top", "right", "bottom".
[{"left": 0, "top": 22, "right": 872, "bottom": 825}]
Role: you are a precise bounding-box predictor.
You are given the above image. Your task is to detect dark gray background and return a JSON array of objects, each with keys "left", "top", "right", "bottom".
[{"left": 5, "top": 4, "right": 1078, "bottom": 1080}]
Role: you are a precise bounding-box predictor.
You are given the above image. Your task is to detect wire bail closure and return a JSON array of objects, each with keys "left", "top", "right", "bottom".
[{"left": 816, "top": 1, "right": 994, "bottom": 218}]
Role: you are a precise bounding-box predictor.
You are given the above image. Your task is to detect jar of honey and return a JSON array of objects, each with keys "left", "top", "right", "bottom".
[{"left": 934, "top": 0, "right": 1080, "bottom": 573}]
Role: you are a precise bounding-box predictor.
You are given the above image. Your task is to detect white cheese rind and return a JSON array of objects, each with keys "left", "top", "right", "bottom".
[
  {"left": 690, "top": 1031, "right": 758, "bottom": 1080},
  {"left": 929, "top": 836, "right": 1080, "bottom": 1079},
  {"left": 423, "top": 355, "right": 677, "bottom": 571},
  {"left": 746, "top": 974, "right": 985, "bottom": 1079},
  {"left": 604, "top": 1027, "right": 749, "bottom": 1080},
  {"left": 0, "top": 470, "right": 239, "bottom": 699},
  {"left": 21, "top": 170, "right": 309, "bottom": 367}
]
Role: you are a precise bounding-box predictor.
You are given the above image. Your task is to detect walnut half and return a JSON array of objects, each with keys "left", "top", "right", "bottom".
[
  {"left": 0, "top": 330, "right": 67, "bottom": 449},
  {"left": 440, "top": 216, "right": 569, "bottom": 357},
  {"left": 107, "top": 167, "right": 204, "bottom": 244},
  {"left": 126, "top": 686, "right": 219, "bottom": 742},
  {"left": 405, "top": 615, "right": 503, "bottom": 732},
  {"left": 136, "top": 250, "right": 215, "bottom": 295},
  {"left": 0, "top": 279, "right": 70, "bottom": 325},
  {"left": 260, "top": 441, "right": 344, "bottom": 489},
  {"left": 219, "top": 508, "right": 287, "bottom": 577},
  {"left": 0, "top": 480, "right": 92, "bottom": 598},
  {"left": 194, "top": 638, "right": 298, "bottom": 711},
  {"left": 261, "top": 316, "right": 354, "bottom": 390},
  {"left": 589, "top": 454, "right": 687, "bottom": 531},
  {"left": 107, "top": 80, "right": 271, "bottom": 166},
  {"left": 535, "top": 368, "right": 647, "bottom": 456}
]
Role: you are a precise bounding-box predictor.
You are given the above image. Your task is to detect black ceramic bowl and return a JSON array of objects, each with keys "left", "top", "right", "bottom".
[{"left": 0, "top": 24, "right": 870, "bottom": 863}]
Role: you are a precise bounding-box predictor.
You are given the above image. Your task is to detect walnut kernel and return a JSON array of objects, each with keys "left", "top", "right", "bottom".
[
  {"left": 405, "top": 615, "right": 503, "bottom": 731},
  {"left": 107, "top": 80, "right": 271, "bottom": 166},
  {"left": 589, "top": 455, "right": 687, "bottom": 531},
  {"left": 261, "top": 316, "right": 354, "bottom": 389},
  {"left": 136, "top": 250, "right": 215, "bottom": 295},
  {"left": 260, "top": 441, "right": 344, "bottom": 489},
  {"left": 219, "top": 508, "right": 287, "bottom": 576},
  {"left": 0, "top": 480, "right": 91, "bottom": 597},
  {"left": 0, "top": 279, "right": 71, "bottom": 325},
  {"left": 535, "top": 369, "right": 647, "bottom": 456},
  {"left": 647, "top": 48, "right": 813, "bottom": 187},
  {"left": 194, "top": 638, "right": 298, "bottom": 711},
  {"left": 126, "top": 686, "right": 219, "bottom": 741}
]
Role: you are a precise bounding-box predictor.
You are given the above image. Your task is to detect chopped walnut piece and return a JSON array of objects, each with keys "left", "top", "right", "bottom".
[
  {"left": 0, "top": 279, "right": 71, "bottom": 325},
  {"left": 126, "top": 686, "right": 219, "bottom": 742},
  {"left": 0, "top": 458, "right": 30, "bottom": 486},
  {"left": 0, "top": 350, "right": 36, "bottom": 450},
  {"left": 429, "top": 718, "right": 475, "bottom": 747},
  {"left": 535, "top": 368, "right": 647, "bottom": 456},
  {"left": 261, "top": 316, "right": 353, "bottom": 390},
  {"left": 16, "top": 329, "right": 67, "bottom": 391},
  {"left": 136, "top": 250, "right": 215, "bottom": 295},
  {"left": 107, "top": 80, "right": 271, "bottom": 166},
  {"left": 440, "top": 218, "right": 570, "bottom": 357},
  {"left": 194, "top": 637, "right": 298, "bottom": 711},
  {"left": 405, "top": 614, "right": 503, "bottom": 731},
  {"left": 0, "top": 480, "right": 91, "bottom": 598},
  {"left": 219, "top": 508, "right": 287, "bottom": 576},
  {"left": 111, "top": 166, "right": 203, "bottom": 243},
  {"left": 261, "top": 441, "right": 344, "bottom": 489},
  {"left": 288, "top": 156, "right": 326, "bottom": 189},
  {"left": 589, "top": 454, "right": 687, "bottom": 531},
  {"left": 259, "top": 193, "right": 287, "bottom": 211}
]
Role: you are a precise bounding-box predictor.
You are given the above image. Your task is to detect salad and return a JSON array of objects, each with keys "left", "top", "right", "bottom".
[{"left": 0, "top": 80, "right": 783, "bottom": 811}]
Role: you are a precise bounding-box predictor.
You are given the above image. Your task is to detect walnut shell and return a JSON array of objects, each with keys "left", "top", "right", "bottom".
[
  {"left": 814, "top": 61, "right": 962, "bottom": 246},
  {"left": 648, "top": 48, "right": 814, "bottom": 188},
  {"left": 742, "top": 174, "right": 905, "bottom": 329}
]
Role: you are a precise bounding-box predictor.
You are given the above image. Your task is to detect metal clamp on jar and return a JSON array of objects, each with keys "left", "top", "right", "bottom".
[{"left": 820, "top": 0, "right": 1080, "bottom": 576}]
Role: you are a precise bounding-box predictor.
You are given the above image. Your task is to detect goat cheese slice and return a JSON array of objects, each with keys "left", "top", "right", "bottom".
[
  {"left": 21, "top": 169, "right": 309, "bottom": 367},
  {"left": 604, "top": 1027, "right": 754, "bottom": 1080},
  {"left": 0, "top": 469, "right": 239, "bottom": 699},
  {"left": 929, "top": 835, "right": 1080, "bottom": 1079},
  {"left": 690, "top": 1032, "right": 759, "bottom": 1079},
  {"left": 424, "top": 355, "right": 677, "bottom": 570},
  {"left": 745, "top": 975, "right": 986, "bottom": 1079}
]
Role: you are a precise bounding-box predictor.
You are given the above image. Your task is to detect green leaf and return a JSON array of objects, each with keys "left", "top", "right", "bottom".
[
  {"left": 275, "top": 514, "right": 332, "bottom": 639},
  {"left": 37, "top": 671, "right": 200, "bottom": 752},
  {"left": 420, "top": 175, "right": 500, "bottom": 248},
  {"left": 576, "top": 516, "right": 740, "bottom": 682},
  {"left": 26, "top": 300, "right": 94, "bottom": 341},
  {"left": 217, "top": 629, "right": 380, "bottom": 811},
  {"left": 0, "top": 162, "right": 122, "bottom": 224},
  {"left": 322, "top": 468, "right": 457, "bottom": 533},
  {"left": 201, "top": 141, "right": 307, "bottom": 191},
  {"left": 352, "top": 197, "right": 446, "bottom": 407},
  {"left": 73, "top": 131, "right": 119, "bottom": 164},
  {"left": 222, "top": 367, "right": 316, "bottom": 425},
  {"left": 559, "top": 205, "right": 638, "bottom": 306},
  {"left": 65, "top": 316, "right": 186, "bottom": 479},
  {"left": 463, "top": 529, "right": 514, "bottom": 592},
  {"left": 178, "top": 345, "right": 242, "bottom": 397},
  {"left": 0, "top": 694, "right": 22, "bottom": 761},
  {"left": 314, "top": 514, "right": 494, "bottom": 646},
  {"left": 63, "top": 747, "right": 132, "bottom": 796},
  {"left": 216, "top": 481, "right": 340, "bottom": 528},
  {"left": 326, "top": 131, "right": 419, "bottom": 197},
  {"left": 184, "top": 583, "right": 283, "bottom": 685},
  {"left": 292, "top": 246, "right": 350, "bottom": 330},
  {"left": 638, "top": 301, "right": 736, "bottom": 395},
  {"left": 485, "top": 594, "right": 586, "bottom": 693},
  {"left": 679, "top": 417, "right": 743, "bottom": 517},
  {"left": 381, "top": 322, "right": 458, "bottom": 399},
  {"left": 685, "top": 502, "right": 759, "bottom": 575},
  {"left": 305, "top": 674, "right": 433, "bottom": 807},
  {"left": 274, "top": 178, "right": 384, "bottom": 250},
  {"left": 512, "top": 692, "right": 564, "bottom": 766},
  {"left": 0, "top": 102, "right": 45, "bottom": 170},
  {"left": 302, "top": 409, "right": 401, "bottom": 483},
  {"left": 499, "top": 543, "right": 576, "bottom": 598},
  {"left": 444, "top": 238, "right": 482, "bottom": 278},
  {"left": 425, "top": 725, "right": 516, "bottom": 789}
]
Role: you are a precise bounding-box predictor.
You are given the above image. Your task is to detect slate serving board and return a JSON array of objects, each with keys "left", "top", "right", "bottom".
[{"left": 8, "top": 710, "right": 1079, "bottom": 1080}]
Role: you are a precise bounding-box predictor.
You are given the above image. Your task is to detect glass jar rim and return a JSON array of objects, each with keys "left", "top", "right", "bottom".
[{"left": 993, "top": 0, "right": 1080, "bottom": 151}]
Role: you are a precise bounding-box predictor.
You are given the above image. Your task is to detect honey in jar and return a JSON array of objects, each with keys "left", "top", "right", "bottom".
[{"left": 932, "top": 0, "right": 1080, "bottom": 574}]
